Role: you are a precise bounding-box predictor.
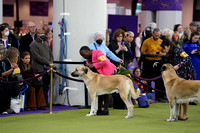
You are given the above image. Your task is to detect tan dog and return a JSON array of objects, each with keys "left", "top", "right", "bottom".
[
  {"left": 161, "top": 64, "right": 200, "bottom": 122},
  {"left": 71, "top": 65, "right": 140, "bottom": 118}
]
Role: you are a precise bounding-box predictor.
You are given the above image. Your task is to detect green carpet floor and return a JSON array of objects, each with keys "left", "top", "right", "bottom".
[{"left": 0, "top": 102, "right": 200, "bottom": 133}]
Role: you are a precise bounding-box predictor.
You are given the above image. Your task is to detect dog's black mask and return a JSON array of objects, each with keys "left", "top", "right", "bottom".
[
  {"left": 84, "top": 68, "right": 88, "bottom": 74},
  {"left": 160, "top": 65, "right": 167, "bottom": 72}
]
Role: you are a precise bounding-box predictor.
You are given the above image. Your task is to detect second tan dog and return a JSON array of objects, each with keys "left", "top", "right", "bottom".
[
  {"left": 71, "top": 65, "right": 140, "bottom": 118},
  {"left": 161, "top": 64, "right": 200, "bottom": 122}
]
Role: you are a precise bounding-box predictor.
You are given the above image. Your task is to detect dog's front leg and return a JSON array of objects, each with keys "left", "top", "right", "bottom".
[
  {"left": 174, "top": 102, "right": 180, "bottom": 121},
  {"left": 166, "top": 101, "right": 175, "bottom": 122},
  {"left": 86, "top": 95, "right": 97, "bottom": 117}
]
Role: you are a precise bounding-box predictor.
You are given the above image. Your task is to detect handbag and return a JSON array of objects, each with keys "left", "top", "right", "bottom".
[{"left": 10, "top": 94, "right": 25, "bottom": 113}]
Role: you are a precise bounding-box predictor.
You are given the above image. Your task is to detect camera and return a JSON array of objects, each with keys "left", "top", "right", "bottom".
[
  {"left": 121, "top": 42, "right": 125, "bottom": 46},
  {"left": 156, "top": 52, "right": 160, "bottom": 54}
]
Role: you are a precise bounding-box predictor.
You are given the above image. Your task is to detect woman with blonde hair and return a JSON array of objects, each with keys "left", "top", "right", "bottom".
[
  {"left": 180, "top": 28, "right": 191, "bottom": 45},
  {"left": 0, "top": 47, "right": 21, "bottom": 114},
  {"left": 172, "top": 31, "right": 182, "bottom": 47}
]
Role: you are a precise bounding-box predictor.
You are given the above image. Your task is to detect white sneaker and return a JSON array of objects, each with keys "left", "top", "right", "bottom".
[{"left": 2, "top": 111, "right": 8, "bottom": 115}]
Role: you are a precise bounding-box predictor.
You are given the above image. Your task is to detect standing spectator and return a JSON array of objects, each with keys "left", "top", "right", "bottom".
[
  {"left": 182, "top": 31, "right": 200, "bottom": 80},
  {"left": 173, "top": 24, "right": 183, "bottom": 38},
  {"left": 19, "top": 21, "right": 37, "bottom": 54},
  {"left": 89, "top": 31, "right": 123, "bottom": 115},
  {"left": 161, "top": 38, "right": 196, "bottom": 121},
  {"left": 161, "top": 28, "right": 174, "bottom": 41},
  {"left": 0, "top": 24, "right": 19, "bottom": 49},
  {"left": 142, "top": 22, "right": 157, "bottom": 42},
  {"left": 125, "top": 31, "right": 135, "bottom": 55},
  {"left": 189, "top": 22, "right": 198, "bottom": 33},
  {"left": 109, "top": 28, "right": 133, "bottom": 67},
  {"left": 45, "top": 30, "right": 53, "bottom": 52},
  {"left": 172, "top": 31, "right": 182, "bottom": 48},
  {"left": 79, "top": 46, "right": 116, "bottom": 115},
  {"left": 180, "top": 28, "right": 191, "bottom": 45},
  {"left": 30, "top": 29, "right": 54, "bottom": 105},
  {"left": 135, "top": 32, "right": 142, "bottom": 66},
  {"left": 141, "top": 28, "right": 166, "bottom": 103}
]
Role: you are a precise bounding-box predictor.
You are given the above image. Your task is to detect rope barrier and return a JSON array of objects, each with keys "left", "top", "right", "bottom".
[
  {"left": 0, "top": 71, "right": 48, "bottom": 84},
  {"left": 54, "top": 71, "right": 84, "bottom": 82}
]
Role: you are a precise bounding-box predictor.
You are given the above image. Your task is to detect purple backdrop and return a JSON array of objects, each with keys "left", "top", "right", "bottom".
[
  {"left": 142, "top": 0, "right": 183, "bottom": 11},
  {"left": 30, "top": 2, "right": 48, "bottom": 16},
  {"left": 108, "top": 15, "right": 138, "bottom": 39},
  {"left": 3, "top": 4, "right": 14, "bottom": 17}
]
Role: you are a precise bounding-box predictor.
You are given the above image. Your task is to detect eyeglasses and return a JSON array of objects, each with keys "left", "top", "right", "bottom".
[
  {"left": 118, "top": 36, "right": 123, "bottom": 38},
  {"left": 29, "top": 26, "right": 36, "bottom": 28}
]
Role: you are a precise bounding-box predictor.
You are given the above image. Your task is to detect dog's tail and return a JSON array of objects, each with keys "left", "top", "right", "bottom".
[{"left": 131, "top": 88, "right": 140, "bottom": 99}]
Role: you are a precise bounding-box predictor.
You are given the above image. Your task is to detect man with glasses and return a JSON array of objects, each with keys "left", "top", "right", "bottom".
[{"left": 19, "top": 21, "right": 37, "bottom": 54}]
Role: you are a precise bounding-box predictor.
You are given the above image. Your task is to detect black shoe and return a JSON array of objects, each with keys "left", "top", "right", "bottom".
[
  {"left": 189, "top": 102, "right": 197, "bottom": 105},
  {"left": 97, "top": 110, "right": 109, "bottom": 116},
  {"left": 97, "top": 110, "right": 103, "bottom": 115}
]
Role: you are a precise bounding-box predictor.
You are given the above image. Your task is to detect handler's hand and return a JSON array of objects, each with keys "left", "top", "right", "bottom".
[
  {"left": 86, "top": 63, "right": 94, "bottom": 69},
  {"left": 118, "top": 59, "right": 123, "bottom": 64},
  {"left": 173, "top": 65, "right": 179, "bottom": 70}
]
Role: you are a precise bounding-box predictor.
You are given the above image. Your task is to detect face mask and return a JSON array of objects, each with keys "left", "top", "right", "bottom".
[
  {"left": 4, "top": 31, "right": 9, "bottom": 37},
  {"left": 39, "top": 34, "right": 46, "bottom": 42},
  {"left": 96, "top": 39, "right": 103, "bottom": 45}
]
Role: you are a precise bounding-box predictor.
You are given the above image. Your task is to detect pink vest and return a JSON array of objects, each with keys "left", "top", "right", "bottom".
[{"left": 87, "top": 50, "right": 116, "bottom": 75}]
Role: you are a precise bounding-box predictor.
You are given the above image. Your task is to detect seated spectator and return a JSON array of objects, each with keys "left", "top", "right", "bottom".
[
  {"left": 19, "top": 51, "right": 46, "bottom": 110},
  {"left": 132, "top": 67, "right": 152, "bottom": 100},
  {"left": 0, "top": 47, "right": 24, "bottom": 114}
]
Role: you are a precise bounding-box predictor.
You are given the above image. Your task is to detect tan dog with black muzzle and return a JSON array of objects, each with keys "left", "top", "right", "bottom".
[
  {"left": 161, "top": 63, "right": 200, "bottom": 122},
  {"left": 71, "top": 65, "right": 140, "bottom": 119}
]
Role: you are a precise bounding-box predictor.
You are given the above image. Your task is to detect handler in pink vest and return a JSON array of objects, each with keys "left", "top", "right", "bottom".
[
  {"left": 80, "top": 46, "right": 116, "bottom": 75},
  {"left": 79, "top": 46, "right": 116, "bottom": 115}
]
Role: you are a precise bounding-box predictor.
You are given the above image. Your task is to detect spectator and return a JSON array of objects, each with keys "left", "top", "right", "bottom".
[
  {"left": 0, "top": 47, "right": 21, "bottom": 114},
  {"left": 141, "top": 28, "right": 166, "bottom": 103},
  {"left": 182, "top": 31, "right": 200, "bottom": 80},
  {"left": 180, "top": 28, "right": 191, "bottom": 45},
  {"left": 161, "top": 38, "right": 196, "bottom": 121},
  {"left": 125, "top": 31, "right": 135, "bottom": 55},
  {"left": 79, "top": 46, "right": 116, "bottom": 115},
  {"left": 135, "top": 32, "right": 142, "bottom": 66},
  {"left": 109, "top": 28, "right": 133, "bottom": 67},
  {"left": 45, "top": 30, "right": 53, "bottom": 52},
  {"left": 19, "top": 51, "right": 46, "bottom": 110},
  {"left": 30, "top": 29, "right": 54, "bottom": 105},
  {"left": 133, "top": 67, "right": 152, "bottom": 100},
  {"left": 189, "top": 22, "right": 198, "bottom": 33},
  {"left": 89, "top": 31, "right": 122, "bottom": 115},
  {"left": 161, "top": 28, "right": 174, "bottom": 41},
  {"left": 173, "top": 24, "right": 183, "bottom": 38},
  {"left": 106, "top": 28, "right": 112, "bottom": 47},
  {"left": 172, "top": 31, "right": 182, "bottom": 48},
  {"left": 0, "top": 24, "right": 19, "bottom": 49},
  {"left": 142, "top": 22, "right": 157, "bottom": 42},
  {"left": 19, "top": 21, "right": 37, "bottom": 54}
]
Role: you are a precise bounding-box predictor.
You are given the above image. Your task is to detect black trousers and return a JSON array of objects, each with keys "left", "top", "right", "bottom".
[{"left": 142, "top": 59, "right": 166, "bottom": 100}]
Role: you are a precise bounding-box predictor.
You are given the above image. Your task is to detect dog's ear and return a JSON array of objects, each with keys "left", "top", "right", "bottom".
[
  {"left": 161, "top": 65, "right": 167, "bottom": 72},
  {"left": 83, "top": 68, "right": 88, "bottom": 74}
]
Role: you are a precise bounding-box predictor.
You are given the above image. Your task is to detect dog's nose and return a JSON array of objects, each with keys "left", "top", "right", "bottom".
[{"left": 71, "top": 72, "right": 78, "bottom": 77}]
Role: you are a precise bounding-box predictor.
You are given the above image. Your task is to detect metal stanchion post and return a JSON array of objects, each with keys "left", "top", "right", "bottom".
[{"left": 49, "top": 64, "right": 53, "bottom": 114}]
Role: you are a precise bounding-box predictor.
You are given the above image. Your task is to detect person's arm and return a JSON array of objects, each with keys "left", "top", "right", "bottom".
[{"left": 104, "top": 44, "right": 121, "bottom": 62}]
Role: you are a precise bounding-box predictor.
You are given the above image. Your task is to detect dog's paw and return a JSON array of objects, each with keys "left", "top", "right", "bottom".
[
  {"left": 166, "top": 118, "right": 175, "bottom": 122},
  {"left": 86, "top": 114, "right": 92, "bottom": 117},
  {"left": 125, "top": 115, "right": 132, "bottom": 119}
]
